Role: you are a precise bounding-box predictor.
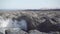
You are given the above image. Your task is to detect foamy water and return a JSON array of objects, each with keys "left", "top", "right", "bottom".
[{"left": 0, "top": 16, "right": 27, "bottom": 34}]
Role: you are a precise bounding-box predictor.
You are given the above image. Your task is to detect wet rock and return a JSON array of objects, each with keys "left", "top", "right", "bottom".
[
  {"left": 48, "top": 31, "right": 60, "bottom": 34},
  {"left": 0, "top": 11, "right": 60, "bottom": 34},
  {"left": 5, "top": 28, "right": 28, "bottom": 34},
  {"left": 0, "top": 32, "right": 3, "bottom": 34},
  {"left": 29, "top": 30, "right": 48, "bottom": 34}
]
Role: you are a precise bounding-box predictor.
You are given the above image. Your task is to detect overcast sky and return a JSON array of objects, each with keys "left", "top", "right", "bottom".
[{"left": 0, "top": 0, "right": 60, "bottom": 9}]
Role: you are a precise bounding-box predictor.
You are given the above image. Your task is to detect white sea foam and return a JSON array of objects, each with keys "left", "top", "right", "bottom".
[{"left": 0, "top": 16, "right": 27, "bottom": 34}]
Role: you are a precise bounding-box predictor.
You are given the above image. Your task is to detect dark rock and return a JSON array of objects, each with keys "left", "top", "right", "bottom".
[
  {"left": 0, "top": 32, "right": 3, "bottom": 34},
  {"left": 5, "top": 28, "right": 28, "bottom": 34}
]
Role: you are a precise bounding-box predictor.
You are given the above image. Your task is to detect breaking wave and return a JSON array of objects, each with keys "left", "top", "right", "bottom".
[{"left": 0, "top": 16, "right": 27, "bottom": 33}]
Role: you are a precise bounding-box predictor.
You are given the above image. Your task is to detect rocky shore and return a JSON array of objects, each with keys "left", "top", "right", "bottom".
[{"left": 0, "top": 11, "right": 60, "bottom": 34}]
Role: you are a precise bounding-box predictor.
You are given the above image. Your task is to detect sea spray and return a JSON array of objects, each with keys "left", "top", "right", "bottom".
[{"left": 0, "top": 16, "right": 27, "bottom": 34}]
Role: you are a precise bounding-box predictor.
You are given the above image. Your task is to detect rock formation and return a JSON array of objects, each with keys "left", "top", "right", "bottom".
[{"left": 0, "top": 11, "right": 60, "bottom": 34}]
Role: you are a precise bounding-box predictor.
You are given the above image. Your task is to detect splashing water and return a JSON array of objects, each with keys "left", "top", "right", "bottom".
[{"left": 0, "top": 16, "right": 27, "bottom": 34}]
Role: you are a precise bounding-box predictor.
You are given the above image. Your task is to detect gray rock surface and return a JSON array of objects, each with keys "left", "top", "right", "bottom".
[
  {"left": 29, "top": 30, "right": 48, "bottom": 34},
  {"left": 5, "top": 28, "right": 28, "bottom": 34}
]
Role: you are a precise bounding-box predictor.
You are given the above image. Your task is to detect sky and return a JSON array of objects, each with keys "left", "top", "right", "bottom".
[{"left": 0, "top": 0, "right": 60, "bottom": 9}]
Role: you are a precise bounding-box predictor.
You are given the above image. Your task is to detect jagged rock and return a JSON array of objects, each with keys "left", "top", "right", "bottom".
[{"left": 0, "top": 11, "right": 60, "bottom": 34}]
